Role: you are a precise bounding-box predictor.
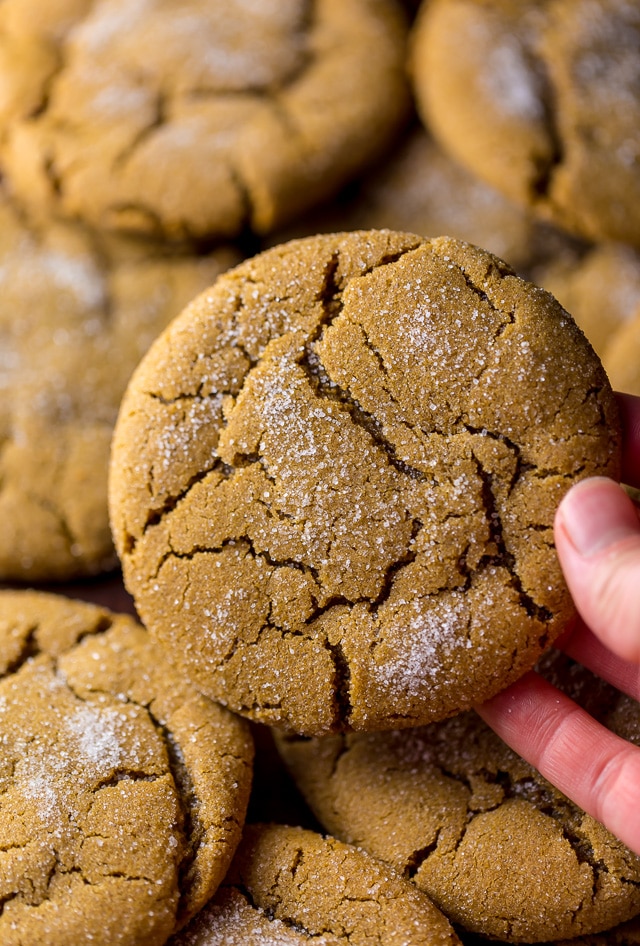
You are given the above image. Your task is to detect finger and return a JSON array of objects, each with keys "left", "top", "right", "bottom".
[
  {"left": 557, "top": 618, "right": 640, "bottom": 703},
  {"left": 477, "top": 671, "right": 640, "bottom": 857},
  {"left": 554, "top": 476, "right": 640, "bottom": 663},
  {"left": 617, "top": 392, "right": 640, "bottom": 488}
]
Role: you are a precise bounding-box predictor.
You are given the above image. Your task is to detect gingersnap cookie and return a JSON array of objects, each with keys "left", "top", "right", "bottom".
[
  {"left": 275, "top": 652, "right": 640, "bottom": 943},
  {"left": 0, "top": 195, "right": 239, "bottom": 582},
  {"left": 109, "top": 229, "right": 620, "bottom": 736},
  {"left": 0, "top": 589, "right": 253, "bottom": 945},
  {"left": 411, "top": 0, "right": 640, "bottom": 247},
  {"left": 0, "top": 0, "right": 409, "bottom": 241},
  {"left": 170, "top": 823, "right": 461, "bottom": 946}
]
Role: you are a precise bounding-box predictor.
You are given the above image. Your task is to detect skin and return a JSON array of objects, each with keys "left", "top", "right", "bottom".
[{"left": 478, "top": 392, "right": 640, "bottom": 858}]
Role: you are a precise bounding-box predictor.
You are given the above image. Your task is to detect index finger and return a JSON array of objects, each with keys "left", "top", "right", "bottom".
[
  {"left": 617, "top": 392, "right": 640, "bottom": 488},
  {"left": 477, "top": 671, "right": 640, "bottom": 857}
]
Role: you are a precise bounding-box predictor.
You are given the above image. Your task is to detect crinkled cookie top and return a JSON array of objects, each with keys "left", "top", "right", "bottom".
[
  {"left": 110, "top": 230, "right": 620, "bottom": 735},
  {"left": 0, "top": 590, "right": 253, "bottom": 946},
  {"left": 411, "top": 0, "right": 640, "bottom": 246},
  {"left": 0, "top": 196, "right": 237, "bottom": 581}
]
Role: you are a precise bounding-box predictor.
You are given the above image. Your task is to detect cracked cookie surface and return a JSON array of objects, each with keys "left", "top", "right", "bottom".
[
  {"left": 411, "top": 0, "right": 640, "bottom": 246},
  {"left": 0, "top": 196, "right": 238, "bottom": 581},
  {"left": 275, "top": 652, "right": 640, "bottom": 942},
  {"left": 0, "top": 590, "right": 253, "bottom": 945},
  {"left": 109, "top": 230, "right": 620, "bottom": 735},
  {"left": 170, "top": 823, "right": 461, "bottom": 946},
  {"left": 0, "top": 0, "right": 409, "bottom": 240}
]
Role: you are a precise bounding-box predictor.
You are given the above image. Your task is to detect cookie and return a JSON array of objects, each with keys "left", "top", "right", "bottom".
[
  {"left": 0, "top": 196, "right": 239, "bottom": 581},
  {"left": 0, "top": 589, "right": 253, "bottom": 945},
  {"left": 109, "top": 230, "right": 620, "bottom": 735},
  {"left": 411, "top": 0, "right": 640, "bottom": 246},
  {"left": 169, "top": 823, "right": 462, "bottom": 946},
  {"left": 275, "top": 652, "right": 640, "bottom": 942},
  {"left": 0, "top": 0, "right": 410, "bottom": 240}
]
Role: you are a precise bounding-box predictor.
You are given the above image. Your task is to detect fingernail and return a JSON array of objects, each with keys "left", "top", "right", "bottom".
[{"left": 557, "top": 478, "right": 638, "bottom": 558}]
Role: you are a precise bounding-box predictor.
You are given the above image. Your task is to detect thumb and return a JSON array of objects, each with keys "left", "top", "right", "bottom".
[{"left": 555, "top": 477, "right": 640, "bottom": 664}]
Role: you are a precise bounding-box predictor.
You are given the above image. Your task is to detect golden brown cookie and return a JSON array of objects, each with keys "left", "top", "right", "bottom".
[
  {"left": 169, "top": 823, "right": 462, "bottom": 946},
  {"left": 0, "top": 589, "right": 253, "bottom": 945},
  {"left": 0, "top": 196, "right": 239, "bottom": 582},
  {"left": 275, "top": 653, "right": 640, "bottom": 942},
  {"left": 411, "top": 0, "right": 640, "bottom": 246},
  {"left": 109, "top": 230, "right": 620, "bottom": 736},
  {"left": 0, "top": 0, "right": 410, "bottom": 240}
]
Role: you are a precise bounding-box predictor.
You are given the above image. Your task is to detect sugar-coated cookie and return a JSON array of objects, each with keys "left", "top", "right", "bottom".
[
  {"left": 0, "top": 590, "right": 253, "bottom": 945},
  {"left": 0, "top": 0, "right": 410, "bottom": 240},
  {"left": 276, "top": 653, "right": 640, "bottom": 942},
  {"left": 0, "top": 196, "right": 238, "bottom": 581},
  {"left": 110, "top": 230, "right": 620, "bottom": 735},
  {"left": 411, "top": 0, "right": 640, "bottom": 246},
  {"left": 169, "top": 823, "right": 462, "bottom": 946}
]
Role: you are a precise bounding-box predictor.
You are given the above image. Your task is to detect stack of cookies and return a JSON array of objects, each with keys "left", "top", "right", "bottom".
[{"left": 1, "top": 1, "right": 640, "bottom": 944}]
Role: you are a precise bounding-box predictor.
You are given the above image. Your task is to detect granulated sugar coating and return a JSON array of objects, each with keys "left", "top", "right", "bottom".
[
  {"left": 109, "top": 230, "right": 621, "bottom": 735},
  {"left": 169, "top": 823, "right": 461, "bottom": 946},
  {"left": 0, "top": 590, "right": 253, "bottom": 946}
]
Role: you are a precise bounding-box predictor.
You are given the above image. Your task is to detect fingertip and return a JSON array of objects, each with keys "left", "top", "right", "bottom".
[
  {"left": 554, "top": 477, "right": 640, "bottom": 665},
  {"left": 554, "top": 476, "right": 638, "bottom": 559}
]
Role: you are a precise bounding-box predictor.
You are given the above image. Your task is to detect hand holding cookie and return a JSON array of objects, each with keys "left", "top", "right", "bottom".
[{"left": 478, "top": 392, "right": 640, "bottom": 858}]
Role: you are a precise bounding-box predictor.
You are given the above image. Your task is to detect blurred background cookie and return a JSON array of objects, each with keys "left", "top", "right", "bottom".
[
  {"left": 0, "top": 590, "right": 253, "bottom": 945},
  {"left": 0, "top": 0, "right": 410, "bottom": 240},
  {"left": 0, "top": 196, "right": 239, "bottom": 582},
  {"left": 411, "top": 0, "right": 640, "bottom": 246}
]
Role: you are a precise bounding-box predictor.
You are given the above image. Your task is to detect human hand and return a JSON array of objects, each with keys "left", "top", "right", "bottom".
[{"left": 477, "top": 392, "right": 640, "bottom": 857}]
